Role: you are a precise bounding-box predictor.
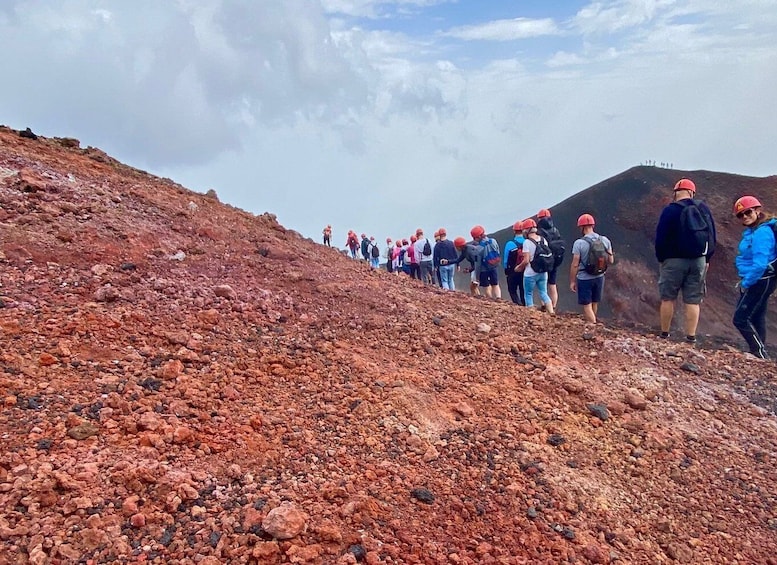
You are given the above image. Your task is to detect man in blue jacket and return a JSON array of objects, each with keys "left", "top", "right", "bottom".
[
  {"left": 654, "top": 178, "right": 716, "bottom": 342},
  {"left": 502, "top": 221, "right": 526, "bottom": 305}
]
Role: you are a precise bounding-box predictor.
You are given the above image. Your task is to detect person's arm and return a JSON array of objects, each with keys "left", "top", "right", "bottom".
[
  {"left": 569, "top": 253, "right": 580, "bottom": 291},
  {"left": 607, "top": 239, "right": 615, "bottom": 264},
  {"left": 742, "top": 227, "right": 772, "bottom": 287},
  {"left": 654, "top": 206, "right": 674, "bottom": 263}
]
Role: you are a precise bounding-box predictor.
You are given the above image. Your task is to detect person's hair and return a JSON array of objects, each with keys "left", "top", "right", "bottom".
[{"left": 753, "top": 209, "right": 775, "bottom": 228}]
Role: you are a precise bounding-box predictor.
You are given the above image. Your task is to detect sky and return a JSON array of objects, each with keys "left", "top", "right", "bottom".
[{"left": 2, "top": 0, "right": 776, "bottom": 247}]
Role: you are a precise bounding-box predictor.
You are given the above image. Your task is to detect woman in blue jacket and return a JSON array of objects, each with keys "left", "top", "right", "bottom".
[{"left": 732, "top": 195, "right": 777, "bottom": 359}]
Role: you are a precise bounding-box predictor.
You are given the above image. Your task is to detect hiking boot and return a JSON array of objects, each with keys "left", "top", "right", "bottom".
[
  {"left": 659, "top": 331, "right": 670, "bottom": 339},
  {"left": 685, "top": 335, "right": 697, "bottom": 343}
]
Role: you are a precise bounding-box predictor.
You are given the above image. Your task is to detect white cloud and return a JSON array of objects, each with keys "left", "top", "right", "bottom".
[{"left": 444, "top": 17, "right": 559, "bottom": 41}]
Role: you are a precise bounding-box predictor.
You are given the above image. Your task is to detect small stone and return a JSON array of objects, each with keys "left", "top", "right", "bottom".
[
  {"left": 67, "top": 422, "right": 98, "bottom": 440},
  {"left": 261, "top": 502, "right": 308, "bottom": 540},
  {"left": 680, "top": 361, "right": 701, "bottom": 374},
  {"left": 527, "top": 507, "right": 538, "bottom": 519},
  {"left": 587, "top": 403, "right": 610, "bottom": 421},
  {"left": 214, "top": 284, "right": 236, "bottom": 299},
  {"left": 547, "top": 434, "right": 566, "bottom": 447},
  {"left": 625, "top": 389, "right": 648, "bottom": 410},
  {"left": 476, "top": 323, "right": 491, "bottom": 333},
  {"left": 452, "top": 402, "right": 475, "bottom": 418},
  {"left": 130, "top": 513, "right": 146, "bottom": 528},
  {"left": 410, "top": 488, "right": 435, "bottom": 504}
]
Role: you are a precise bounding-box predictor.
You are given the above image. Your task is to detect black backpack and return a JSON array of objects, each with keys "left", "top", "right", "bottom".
[
  {"left": 529, "top": 237, "right": 555, "bottom": 273},
  {"left": 371, "top": 244, "right": 380, "bottom": 259},
  {"left": 539, "top": 226, "right": 565, "bottom": 268},
  {"left": 506, "top": 245, "right": 522, "bottom": 272},
  {"left": 583, "top": 236, "right": 609, "bottom": 275},
  {"left": 678, "top": 200, "right": 713, "bottom": 258},
  {"left": 422, "top": 239, "right": 432, "bottom": 257}
]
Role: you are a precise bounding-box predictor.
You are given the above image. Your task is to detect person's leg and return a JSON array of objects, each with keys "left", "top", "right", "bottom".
[
  {"left": 517, "top": 272, "right": 525, "bottom": 306},
  {"left": 684, "top": 304, "right": 700, "bottom": 338},
  {"left": 577, "top": 278, "right": 596, "bottom": 323},
  {"left": 490, "top": 271, "right": 501, "bottom": 299},
  {"left": 523, "top": 275, "right": 537, "bottom": 307},
  {"left": 507, "top": 272, "right": 520, "bottom": 304},
  {"left": 547, "top": 268, "right": 559, "bottom": 309},
  {"left": 753, "top": 277, "right": 777, "bottom": 343},
  {"left": 537, "top": 274, "right": 554, "bottom": 315},
  {"left": 733, "top": 279, "right": 773, "bottom": 357},
  {"left": 660, "top": 301, "right": 675, "bottom": 333}
]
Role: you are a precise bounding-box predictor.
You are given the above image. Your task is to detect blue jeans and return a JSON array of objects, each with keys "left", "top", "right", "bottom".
[
  {"left": 524, "top": 273, "right": 550, "bottom": 307},
  {"left": 439, "top": 264, "right": 455, "bottom": 290}
]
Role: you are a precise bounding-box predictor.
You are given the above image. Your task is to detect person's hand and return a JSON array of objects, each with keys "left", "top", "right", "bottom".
[{"left": 570, "top": 280, "right": 577, "bottom": 292}]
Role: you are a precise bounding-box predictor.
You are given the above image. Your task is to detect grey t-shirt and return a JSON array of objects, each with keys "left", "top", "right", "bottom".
[{"left": 572, "top": 232, "right": 612, "bottom": 280}]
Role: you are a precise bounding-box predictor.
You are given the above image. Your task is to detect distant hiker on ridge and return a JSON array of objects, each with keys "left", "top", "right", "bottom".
[
  {"left": 433, "top": 228, "right": 458, "bottom": 290},
  {"left": 360, "top": 233, "right": 370, "bottom": 261},
  {"left": 503, "top": 221, "right": 526, "bottom": 305},
  {"left": 731, "top": 196, "right": 777, "bottom": 359},
  {"left": 470, "top": 225, "right": 501, "bottom": 299},
  {"left": 346, "top": 231, "right": 359, "bottom": 259},
  {"left": 654, "top": 179, "right": 716, "bottom": 342},
  {"left": 322, "top": 225, "right": 332, "bottom": 247}
]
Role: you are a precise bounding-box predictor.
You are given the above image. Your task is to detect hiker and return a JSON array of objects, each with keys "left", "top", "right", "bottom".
[
  {"left": 368, "top": 237, "right": 381, "bottom": 269},
  {"left": 521, "top": 219, "right": 555, "bottom": 314},
  {"left": 444, "top": 236, "right": 484, "bottom": 296},
  {"left": 346, "top": 231, "right": 359, "bottom": 259},
  {"left": 322, "top": 225, "right": 332, "bottom": 247},
  {"left": 391, "top": 240, "right": 402, "bottom": 274},
  {"left": 384, "top": 238, "right": 394, "bottom": 273},
  {"left": 470, "top": 225, "right": 501, "bottom": 299},
  {"left": 732, "top": 196, "right": 777, "bottom": 359},
  {"left": 570, "top": 214, "right": 614, "bottom": 323},
  {"left": 503, "top": 220, "right": 526, "bottom": 305},
  {"left": 433, "top": 228, "right": 458, "bottom": 290},
  {"left": 400, "top": 239, "right": 411, "bottom": 275},
  {"left": 360, "top": 234, "right": 370, "bottom": 261},
  {"left": 407, "top": 235, "right": 420, "bottom": 279},
  {"left": 655, "top": 178, "right": 716, "bottom": 342},
  {"left": 537, "top": 209, "right": 566, "bottom": 310},
  {"left": 414, "top": 229, "right": 435, "bottom": 285}
]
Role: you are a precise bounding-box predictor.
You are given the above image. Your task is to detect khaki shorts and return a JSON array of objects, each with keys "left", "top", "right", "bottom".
[{"left": 658, "top": 257, "right": 707, "bottom": 304}]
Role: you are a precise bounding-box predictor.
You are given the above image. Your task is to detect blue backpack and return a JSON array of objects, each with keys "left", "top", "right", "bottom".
[{"left": 480, "top": 238, "right": 501, "bottom": 269}]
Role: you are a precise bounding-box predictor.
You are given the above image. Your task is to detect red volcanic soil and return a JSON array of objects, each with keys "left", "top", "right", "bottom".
[{"left": 1, "top": 126, "right": 777, "bottom": 564}]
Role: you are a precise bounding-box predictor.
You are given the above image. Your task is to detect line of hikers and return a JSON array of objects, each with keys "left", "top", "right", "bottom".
[
  {"left": 325, "top": 178, "right": 777, "bottom": 359},
  {"left": 326, "top": 211, "right": 615, "bottom": 324}
]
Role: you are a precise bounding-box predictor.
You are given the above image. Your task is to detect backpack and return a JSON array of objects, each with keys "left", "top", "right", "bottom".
[
  {"left": 386, "top": 250, "right": 394, "bottom": 273},
  {"left": 678, "top": 200, "right": 713, "bottom": 258},
  {"left": 506, "top": 242, "right": 522, "bottom": 271},
  {"left": 422, "top": 239, "right": 432, "bottom": 257},
  {"left": 528, "top": 237, "right": 555, "bottom": 273},
  {"left": 539, "top": 226, "right": 566, "bottom": 268},
  {"left": 582, "top": 236, "right": 609, "bottom": 275},
  {"left": 371, "top": 244, "right": 380, "bottom": 259},
  {"left": 480, "top": 237, "right": 501, "bottom": 269}
]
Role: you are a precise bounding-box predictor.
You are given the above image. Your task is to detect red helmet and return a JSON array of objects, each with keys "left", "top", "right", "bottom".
[
  {"left": 433, "top": 230, "right": 440, "bottom": 238},
  {"left": 733, "top": 196, "right": 762, "bottom": 215},
  {"left": 523, "top": 218, "right": 537, "bottom": 229},
  {"left": 370, "top": 236, "right": 374, "bottom": 241},
  {"left": 673, "top": 178, "right": 696, "bottom": 193},
  {"left": 453, "top": 236, "right": 467, "bottom": 248},
  {"left": 512, "top": 220, "right": 524, "bottom": 231},
  {"left": 410, "top": 235, "right": 417, "bottom": 243},
  {"left": 416, "top": 228, "right": 424, "bottom": 235},
  {"left": 386, "top": 237, "right": 392, "bottom": 243},
  {"left": 396, "top": 240, "right": 402, "bottom": 247},
  {"left": 537, "top": 209, "right": 551, "bottom": 218},
  {"left": 470, "top": 225, "right": 485, "bottom": 239},
  {"left": 577, "top": 214, "right": 595, "bottom": 227},
  {"left": 438, "top": 228, "right": 446, "bottom": 236}
]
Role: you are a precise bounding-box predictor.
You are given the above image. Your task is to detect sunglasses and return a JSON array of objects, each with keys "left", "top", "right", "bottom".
[{"left": 736, "top": 208, "right": 756, "bottom": 219}]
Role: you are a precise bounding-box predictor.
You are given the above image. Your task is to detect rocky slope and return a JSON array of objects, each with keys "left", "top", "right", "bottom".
[{"left": 1, "top": 126, "right": 776, "bottom": 564}]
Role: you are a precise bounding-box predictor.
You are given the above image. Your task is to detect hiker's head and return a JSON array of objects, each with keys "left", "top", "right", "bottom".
[
  {"left": 438, "top": 228, "right": 447, "bottom": 240},
  {"left": 577, "top": 214, "right": 595, "bottom": 232},
  {"left": 733, "top": 195, "right": 763, "bottom": 226},
  {"left": 386, "top": 237, "right": 392, "bottom": 244},
  {"left": 361, "top": 233, "right": 366, "bottom": 238},
  {"left": 470, "top": 225, "right": 486, "bottom": 241},
  {"left": 433, "top": 230, "right": 440, "bottom": 240},
  {"left": 523, "top": 218, "right": 537, "bottom": 235},
  {"left": 453, "top": 236, "right": 467, "bottom": 249},
  {"left": 512, "top": 220, "right": 524, "bottom": 233},
  {"left": 673, "top": 178, "right": 696, "bottom": 200},
  {"left": 402, "top": 239, "right": 409, "bottom": 245},
  {"left": 416, "top": 228, "right": 424, "bottom": 237},
  {"left": 410, "top": 235, "right": 417, "bottom": 243},
  {"left": 537, "top": 209, "right": 551, "bottom": 219}
]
